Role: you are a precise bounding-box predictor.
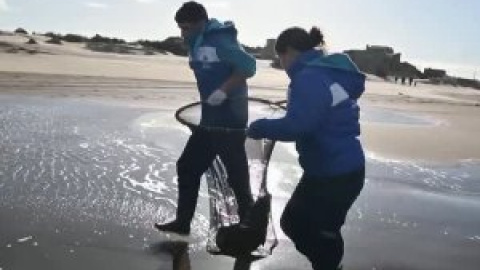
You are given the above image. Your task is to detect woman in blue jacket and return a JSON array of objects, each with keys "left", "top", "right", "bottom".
[{"left": 248, "top": 27, "right": 365, "bottom": 270}]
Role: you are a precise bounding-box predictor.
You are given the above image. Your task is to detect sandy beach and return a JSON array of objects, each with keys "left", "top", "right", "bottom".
[{"left": 1, "top": 33, "right": 480, "bottom": 269}]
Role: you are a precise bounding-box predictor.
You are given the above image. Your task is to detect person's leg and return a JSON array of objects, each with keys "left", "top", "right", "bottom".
[
  {"left": 281, "top": 176, "right": 343, "bottom": 269},
  {"left": 299, "top": 229, "right": 344, "bottom": 270},
  {"left": 280, "top": 176, "right": 311, "bottom": 242},
  {"left": 216, "top": 132, "right": 254, "bottom": 221},
  {"left": 155, "top": 130, "right": 216, "bottom": 234},
  {"left": 284, "top": 169, "right": 365, "bottom": 270}
]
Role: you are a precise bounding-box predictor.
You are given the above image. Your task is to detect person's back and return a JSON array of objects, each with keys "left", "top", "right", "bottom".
[
  {"left": 288, "top": 50, "right": 365, "bottom": 177},
  {"left": 250, "top": 48, "right": 365, "bottom": 178}
]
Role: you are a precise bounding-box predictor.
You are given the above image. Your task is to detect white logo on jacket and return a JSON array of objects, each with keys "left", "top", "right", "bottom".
[
  {"left": 330, "top": 83, "right": 349, "bottom": 107},
  {"left": 195, "top": 46, "right": 219, "bottom": 62}
]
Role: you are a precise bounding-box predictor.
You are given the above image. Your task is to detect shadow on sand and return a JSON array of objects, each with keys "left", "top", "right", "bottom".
[{"left": 149, "top": 241, "right": 260, "bottom": 270}]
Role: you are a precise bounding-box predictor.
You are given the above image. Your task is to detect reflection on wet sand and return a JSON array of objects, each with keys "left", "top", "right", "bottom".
[{"left": 150, "top": 241, "right": 258, "bottom": 270}]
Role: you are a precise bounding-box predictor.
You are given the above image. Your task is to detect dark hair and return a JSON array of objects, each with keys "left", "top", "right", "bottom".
[
  {"left": 175, "top": 1, "right": 208, "bottom": 24},
  {"left": 275, "top": 27, "right": 325, "bottom": 54}
]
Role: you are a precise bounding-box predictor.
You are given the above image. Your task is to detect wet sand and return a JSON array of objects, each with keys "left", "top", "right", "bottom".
[
  {"left": 1, "top": 82, "right": 479, "bottom": 269},
  {"left": 0, "top": 94, "right": 312, "bottom": 270}
]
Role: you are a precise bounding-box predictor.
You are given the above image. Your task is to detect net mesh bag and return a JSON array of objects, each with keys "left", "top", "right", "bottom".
[{"left": 175, "top": 98, "right": 285, "bottom": 258}]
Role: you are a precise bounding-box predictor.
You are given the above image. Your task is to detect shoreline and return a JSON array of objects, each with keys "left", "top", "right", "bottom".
[{"left": 2, "top": 69, "right": 480, "bottom": 163}]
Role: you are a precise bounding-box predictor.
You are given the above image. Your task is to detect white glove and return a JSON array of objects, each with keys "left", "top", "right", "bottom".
[{"left": 206, "top": 89, "right": 227, "bottom": 106}]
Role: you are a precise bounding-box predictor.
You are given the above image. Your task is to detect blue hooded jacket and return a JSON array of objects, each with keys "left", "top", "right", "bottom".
[
  {"left": 187, "top": 19, "right": 256, "bottom": 129},
  {"left": 249, "top": 50, "right": 365, "bottom": 178}
]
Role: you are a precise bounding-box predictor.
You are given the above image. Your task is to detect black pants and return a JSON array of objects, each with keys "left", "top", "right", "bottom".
[
  {"left": 175, "top": 129, "right": 253, "bottom": 225},
  {"left": 280, "top": 168, "right": 365, "bottom": 270}
]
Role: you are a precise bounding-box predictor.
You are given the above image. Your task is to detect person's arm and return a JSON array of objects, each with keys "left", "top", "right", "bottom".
[
  {"left": 206, "top": 35, "right": 256, "bottom": 105},
  {"left": 216, "top": 36, "right": 256, "bottom": 93},
  {"left": 218, "top": 71, "right": 249, "bottom": 94},
  {"left": 248, "top": 72, "right": 332, "bottom": 141}
]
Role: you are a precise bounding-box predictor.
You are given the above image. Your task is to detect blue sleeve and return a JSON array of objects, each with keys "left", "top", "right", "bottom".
[
  {"left": 249, "top": 72, "right": 332, "bottom": 141},
  {"left": 216, "top": 36, "right": 256, "bottom": 78}
]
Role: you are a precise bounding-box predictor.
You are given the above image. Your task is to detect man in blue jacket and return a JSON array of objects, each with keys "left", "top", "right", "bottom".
[
  {"left": 155, "top": 1, "right": 256, "bottom": 235},
  {"left": 248, "top": 27, "right": 365, "bottom": 269}
]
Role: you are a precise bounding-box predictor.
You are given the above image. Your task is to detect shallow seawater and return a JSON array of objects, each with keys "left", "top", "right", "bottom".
[
  {"left": 361, "top": 106, "right": 440, "bottom": 126},
  {"left": 1, "top": 95, "right": 479, "bottom": 269}
]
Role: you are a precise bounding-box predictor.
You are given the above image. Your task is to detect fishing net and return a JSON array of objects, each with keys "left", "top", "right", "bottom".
[{"left": 175, "top": 98, "right": 285, "bottom": 258}]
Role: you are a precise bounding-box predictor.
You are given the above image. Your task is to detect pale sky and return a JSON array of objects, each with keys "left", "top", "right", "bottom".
[{"left": 1, "top": 0, "right": 479, "bottom": 78}]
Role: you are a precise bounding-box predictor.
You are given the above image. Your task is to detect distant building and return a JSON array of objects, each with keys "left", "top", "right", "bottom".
[
  {"left": 424, "top": 68, "right": 447, "bottom": 78},
  {"left": 397, "top": 62, "right": 423, "bottom": 79},
  {"left": 456, "top": 78, "right": 480, "bottom": 90},
  {"left": 344, "top": 45, "right": 423, "bottom": 79},
  {"left": 261, "top": 39, "right": 276, "bottom": 60},
  {"left": 345, "top": 45, "right": 401, "bottom": 78},
  {"left": 365, "top": 45, "right": 394, "bottom": 54}
]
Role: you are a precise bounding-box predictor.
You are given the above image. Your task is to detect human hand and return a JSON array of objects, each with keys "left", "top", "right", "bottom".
[
  {"left": 247, "top": 119, "right": 266, "bottom": 139},
  {"left": 206, "top": 89, "right": 227, "bottom": 106}
]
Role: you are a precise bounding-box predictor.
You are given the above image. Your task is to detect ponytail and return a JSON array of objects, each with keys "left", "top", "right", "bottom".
[{"left": 275, "top": 26, "right": 325, "bottom": 54}]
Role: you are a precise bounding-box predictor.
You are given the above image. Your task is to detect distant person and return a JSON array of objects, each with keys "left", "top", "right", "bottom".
[
  {"left": 409, "top": 77, "right": 414, "bottom": 86},
  {"left": 394, "top": 76, "right": 399, "bottom": 83},
  {"left": 401, "top": 76, "right": 406, "bottom": 85},
  {"left": 155, "top": 1, "right": 256, "bottom": 235},
  {"left": 248, "top": 26, "right": 365, "bottom": 270}
]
